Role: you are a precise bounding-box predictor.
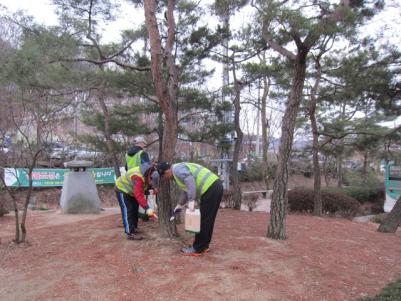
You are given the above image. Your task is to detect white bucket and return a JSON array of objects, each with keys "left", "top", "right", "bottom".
[{"left": 185, "top": 209, "right": 201, "bottom": 233}]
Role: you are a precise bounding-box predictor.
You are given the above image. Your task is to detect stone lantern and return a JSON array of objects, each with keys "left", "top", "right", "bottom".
[{"left": 60, "top": 159, "right": 101, "bottom": 214}]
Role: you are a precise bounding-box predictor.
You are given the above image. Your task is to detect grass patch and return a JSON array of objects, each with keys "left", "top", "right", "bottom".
[
  {"left": 369, "top": 214, "right": 388, "bottom": 224},
  {"left": 361, "top": 278, "right": 401, "bottom": 301},
  {"left": 30, "top": 206, "right": 50, "bottom": 211}
]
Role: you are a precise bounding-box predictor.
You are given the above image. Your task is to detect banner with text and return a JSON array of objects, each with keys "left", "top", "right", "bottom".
[{"left": 4, "top": 168, "right": 117, "bottom": 187}]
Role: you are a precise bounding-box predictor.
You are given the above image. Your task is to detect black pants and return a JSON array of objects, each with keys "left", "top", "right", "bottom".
[
  {"left": 116, "top": 190, "right": 139, "bottom": 234},
  {"left": 193, "top": 180, "right": 223, "bottom": 252}
]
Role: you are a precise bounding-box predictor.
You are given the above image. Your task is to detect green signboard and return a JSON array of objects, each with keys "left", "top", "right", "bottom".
[
  {"left": 89, "top": 168, "right": 115, "bottom": 185},
  {"left": 4, "top": 168, "right": 117, "bottom": 187}
]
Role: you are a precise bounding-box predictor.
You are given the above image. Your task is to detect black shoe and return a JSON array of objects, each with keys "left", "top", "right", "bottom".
[{"left": 126, "top": 233, "right": 143, "bottom": 240}]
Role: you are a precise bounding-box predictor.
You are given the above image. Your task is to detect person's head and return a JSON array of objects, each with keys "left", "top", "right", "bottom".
[
  {"left": 142, "top": 163, "right": 160, "bottom": 191},
  {"left": 133, "top": 136, "right": 146, "bottom": 148},
  {"left": 156, "top": 162, "right": 173, "bottom": 180}
]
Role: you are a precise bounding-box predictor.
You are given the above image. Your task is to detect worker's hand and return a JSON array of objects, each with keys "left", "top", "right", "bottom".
[
  {"left": 188, "top": 200, "right": 195, "bottom": 212},
  {"left": 146, "top": 208, "right": 158, "bottom": 219},
  {"left": 170, "top": 204, "right": 184, "bottom": 222},
  {"left": 173, "top": 204, "right": 184, "bottom": 214}
]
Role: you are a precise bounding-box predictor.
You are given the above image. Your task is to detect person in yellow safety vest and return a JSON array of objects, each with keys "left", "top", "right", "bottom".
[
  {"left": 125, "top": 136, "right": 150, "bottom": 171},
  {"left": 115, "top": 163, "right": 159, "bottom": 240},
  {"left": 156, "top": 162, "right": 223, "bottom": 256}
]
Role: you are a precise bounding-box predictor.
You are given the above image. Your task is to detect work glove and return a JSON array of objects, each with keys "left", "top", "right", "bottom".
[
  {"left": 188, "top": 200, "right": 195, "bottom": 212},
  {"left": 173, "top": 204, "right": 184, "bottom": 214},
  {"left": 170, "top": 204, "right": 184, "bottom": 221},
  {"left": 146, "top": 208, "right": 158, "bottom": 219}
]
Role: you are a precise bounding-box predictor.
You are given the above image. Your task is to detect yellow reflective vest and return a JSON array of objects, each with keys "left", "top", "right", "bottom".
[
  {"left": 173, "top": 163, "right": 219, "bottom": 198},
  {"left": 115, "top": 166, "right": 147, "bottom": 195},
  {"left": 125, "top": 150, "right": 143, "bottom": 170}
]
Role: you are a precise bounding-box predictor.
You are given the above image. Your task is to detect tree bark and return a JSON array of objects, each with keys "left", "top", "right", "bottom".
[
  {"left": 261, "top": 77, "right": 271, "bottom": 191},
  {"left": 267, "top": 51, "right": 307, "bottom": 240},
  {"left": 157, "top": 111, "right": 164, "bottom": 161},
  {"left": 144, "top": 0, "right": 178, "bottom": 237},
  {"left": 13, "top": 195, "right": 20, "bottom": 243},
  {"left": 378, "top": 196, "right": 401, "bottom": 233},
  {"left": 362, "top": 150, "right": 368, "bottom": 184},
  {"left": 21, "top": 149, "right": 41, "bottom": 243},
  {"left": 231, "top": 73, "right": 243, "bottom": 210},
  {"left": 309, "top": 60, "right": 322, "bottom": 216},
  {"left": 337, "top": 103, "right": 346, "bottom": 188},
  {"left": 336, "top": 153, "right": 343, "bottom": 188}
]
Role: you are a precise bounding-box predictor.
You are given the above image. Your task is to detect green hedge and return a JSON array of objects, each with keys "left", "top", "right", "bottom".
[
  {"left": 343, "top": 169, "right": 382, "bottom": 187},
  {"left": 325, "top": 186, "right": 384, "bottom": 206},
  {"left": 288, "top": 188, "right": 360, "bottom": 217},
  {"left": 240, "top": 161, "right": 276, "bottom": 182}
]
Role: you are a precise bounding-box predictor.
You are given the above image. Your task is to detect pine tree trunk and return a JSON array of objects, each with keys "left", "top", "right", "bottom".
[
  {"left": 362, "top": 151, "right": 368, "bottom": 184},
  {"left": 158, "top": 120, "right": 178, "bottom": 237},
  {"left": 336, "top": 104, "right": 345, "bottom": 188},
  {"left": 378, "top": 196, "right": 401, "bottom": 233},
  {"left": 267, "top": 52, "right": 307, "bottom": 240},
  {"left": 144, "top": 0, "right": 178, "bottom": 237},
  {"left": 261, "top": 77, "right": 270, "bottom": 191},
  {"left": 12, "top": 195, "right": 20, "bottom": 243},
  {"left": 231, "top": 77, "right": 243, "bottom": 210},
  {"left": 337, "top": 154, "right": 343, "bottom": 188},
  {"left": 157, "top": 111, "right": 164, "bottom": 161},
  {"left": 309, "top": 60, "right": 322, "bottom": 216},
  {"left": 312, "top": 129, "right": 322, "bottom": 216}
]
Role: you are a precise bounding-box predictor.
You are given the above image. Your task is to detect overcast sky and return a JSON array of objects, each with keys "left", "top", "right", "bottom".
[
  {"left": 1, "top": 0, "right": 400, "bottom": 45},
  {"left": 1, "top": 0, "right": 58, "bottom": 25},
  {"left": 0, "top": 0, "right": 144, "bottom": 42}
]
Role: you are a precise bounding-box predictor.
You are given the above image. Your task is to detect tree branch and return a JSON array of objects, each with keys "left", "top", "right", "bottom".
[
  {"left": 261, "top": 17, "right": 296, "bottom": 61},
  {"left": 50, "top": 58, "right": 150, "bottom": 71}
]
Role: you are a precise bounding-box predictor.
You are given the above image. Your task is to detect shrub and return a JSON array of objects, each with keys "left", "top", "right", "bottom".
[
  {"left": 343, "top": 169, "right": 382, "bottom": 187},
  {"left": 288, "top": 189, "right": 315, "bottom": 212},
  {"left": 240, "top": 162, "right": 264, "bottom": 182},
  {"left": 240, "top": 161, "right": 277, "bottom": 183},
  {"left": 321, "top": 190, "right": 361, "bottom": 217},
  {"left": 325, "top": 186, "right": 384, "bottom": 207},
  {"left": 288, "top": 188, "right": 360, "bottom": 217},
  {"left": 243, "top": 193, "right": 259, "bottom": 211},
  {"left": 343, "top": 186, "right": 384, "bottom": 205},
  {"left": 361, "top": 277, "right": 401, "bottom": 301},
  {"left": 290, "top": 160, "right": 313, "bottom": 177}
]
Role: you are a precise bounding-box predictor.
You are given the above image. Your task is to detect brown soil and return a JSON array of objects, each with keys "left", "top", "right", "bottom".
[{"left": 1, "top": 208, "right": 401, "bottom": 301}]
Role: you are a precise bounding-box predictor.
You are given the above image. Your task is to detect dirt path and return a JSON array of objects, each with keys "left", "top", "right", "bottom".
[{"left": 1, "top": 209, "right": 401, "bottom": 301}]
